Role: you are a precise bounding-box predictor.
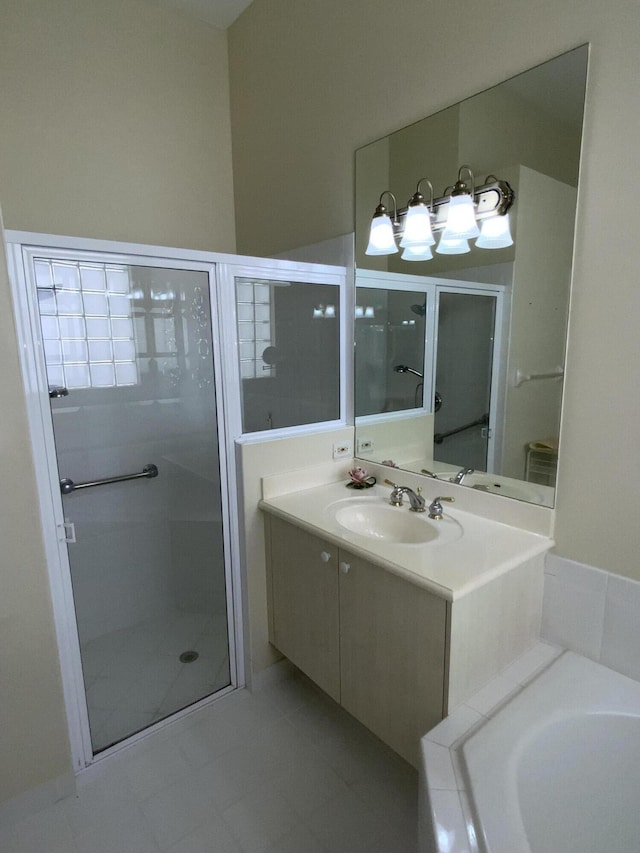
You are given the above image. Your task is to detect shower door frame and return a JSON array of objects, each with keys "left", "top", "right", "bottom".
[
  {"left": 6, "top": 231, "right": 248, "bottom": 772},
  {"left": 354, "top": 269, "right": 508, "bottom": 473},
  {"left": 431, "top": 279, "right": 508, "bottom": 475}
]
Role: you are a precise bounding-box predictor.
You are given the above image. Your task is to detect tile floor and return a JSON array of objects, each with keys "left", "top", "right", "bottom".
[
  {"left": 1, "top": 666, "right": 418, "bottom": 852},
  {"left": 81, "top": 611, "right": 231, "bottom": 752}
]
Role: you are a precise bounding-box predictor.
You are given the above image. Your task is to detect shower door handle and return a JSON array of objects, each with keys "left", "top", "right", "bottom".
[
  {"left": 58, "top": 520, "right": 76, "bottom": 543},
  {"left": 60, "top": 463, "right": 159, "bottom": 495}
]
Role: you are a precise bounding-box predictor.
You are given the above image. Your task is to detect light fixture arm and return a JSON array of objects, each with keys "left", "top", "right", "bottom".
[
  {"left": 451, "top": 165, "right": 476, "bottom": 197},
  {"left": 376, "top": 190, "right": 399, "bottom": 225},
  {"left": 413, "top": 178, "right": 434, "bottom": 212}
]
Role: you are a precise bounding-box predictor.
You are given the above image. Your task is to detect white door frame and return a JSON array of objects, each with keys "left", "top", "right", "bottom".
[
  {"left": 354, "top": 268, "right": 436, "bottom": 426},
  {"left": 216, "top": 261, "right": 348, "bottom": 443},
  {"left": 354, "top": 269, "right": 507, "bottom": 471},
  {"left": 5, "top": 231, "right": 256, "bottom": 770},
  {"left": 431, "top": 279, "right": 506, "bottom": 473}
]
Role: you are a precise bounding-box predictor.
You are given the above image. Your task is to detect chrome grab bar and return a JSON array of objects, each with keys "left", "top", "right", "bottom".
[
  {"left": 60, "top": 464, "right": 159, "bottom": 495},
  {"left": 434, "top": 413, "right": 489, "bottom": 445}
]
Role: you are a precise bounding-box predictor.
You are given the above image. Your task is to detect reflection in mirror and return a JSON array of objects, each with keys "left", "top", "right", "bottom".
[
  {"left": 354, "top": 45, "right": 588, "bottom": 506},
  {"left": 235, "top": 277, "right": 341, "bottom": 432},
  {"left": 434, "top": 291, "right": 496, "bottom": 470},
  {"left": 355, "top": 286, "right": 427, "bottom": 416}
]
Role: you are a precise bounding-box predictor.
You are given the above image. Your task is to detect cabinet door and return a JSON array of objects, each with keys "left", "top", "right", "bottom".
[
  {"left": 339, "top": 552, "right": 447, "bottom": 767},
  {"left": 267, "top": 516, "right": 340, "bottom": 702}
]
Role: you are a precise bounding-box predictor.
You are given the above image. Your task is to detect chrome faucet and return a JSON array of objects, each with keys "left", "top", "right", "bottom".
[
  {"left": 384, "top": 479, "right": 427, "bottom": 513},
  {"left": 428, "top": 496, "right": 455, "bottom": 520},
  {"left": 453, "top": 467, "right": 474, "bottom": 484}
]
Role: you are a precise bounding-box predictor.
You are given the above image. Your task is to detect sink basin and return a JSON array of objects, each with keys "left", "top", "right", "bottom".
[{"left": 327, "top": 497, "right": 462, "bottom": 546}]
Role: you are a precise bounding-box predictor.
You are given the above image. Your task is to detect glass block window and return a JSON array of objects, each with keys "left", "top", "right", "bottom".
[
  {"left": 34, "top": 259, "right": 138, "bottom": 389},
  {"left": 235, "top": 278, "right": 274, "bottom": 379}
]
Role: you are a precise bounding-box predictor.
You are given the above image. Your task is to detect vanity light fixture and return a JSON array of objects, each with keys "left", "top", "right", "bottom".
[
  {"left": 401, "top": 244, "right": 434, "bottom": 261},
  {"left": 476, "top": 212, "right": 514, "bottom": 249},
  {"left": 312, "top": 304, "right": 337, "bottom": 319},
  {"left": 365, "top": 168, "right": 514, "bottom": 260},
  {"left": 400, "top": 179, "right": 435, "bottom": 248},
  {"left": 441, "top": 167, "right": 480, "bottom": 241},
  {"left": 365, "top": 191, "right": 399, "bottom": 255},
  {"left": 436, "top": 236, "right": 470, "bottom": 255},
  {"left": 355, "top": 305, "right": 376, "bottom": 318}
]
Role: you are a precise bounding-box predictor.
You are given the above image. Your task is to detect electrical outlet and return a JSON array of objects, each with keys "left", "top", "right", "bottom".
[
  {"left": 356, "top": 437, "right": 374, "bottom": 454},
  {"left": 332, "top": 441, "right": 352, "bottom": 459}
]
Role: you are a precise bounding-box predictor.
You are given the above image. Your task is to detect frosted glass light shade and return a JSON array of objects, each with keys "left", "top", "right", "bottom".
[
  {"left": 365, "top": 215, "right": 398, "bottom": 255},
  {"left": 401, "top": 244, "right": 433, "bottom": 261},
  {"left": 400, "top": 205, "right": 435, "bottom": 247},
  {"left": 436, "top": 235, "right": 470, "bottom": 255},
  {"left": 476, "top": 213, "right": 513, "bottom": 248},
  {"left": 441, "top": 194, "right": 480, "bottom": 240}
]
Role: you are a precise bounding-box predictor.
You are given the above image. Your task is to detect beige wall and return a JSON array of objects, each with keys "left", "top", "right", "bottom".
[
  {"left": 2, "top": 0, "right": 639, "bottom": 813},
  {"left": 0, "top": 0, "right": 235, "bottom": 252},
  {"left": 458, "top": 85, "right": 582, "bottom": 189},
  {"left": 502, "top": 167, "right": 576, "bottom": 479},
  {"left": 229, "top": 0, "right": 640, "bottom": 580},
  {"left": 0, "top": 218, "right": 71, "bottom": 806},
  {"left": 0, "top": 0, "right": 236, "bottom": 808}
]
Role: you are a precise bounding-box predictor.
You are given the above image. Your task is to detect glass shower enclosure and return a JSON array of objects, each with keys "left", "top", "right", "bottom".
[{"left": 30, "top": 251, "right": 232, "bottom": 754}]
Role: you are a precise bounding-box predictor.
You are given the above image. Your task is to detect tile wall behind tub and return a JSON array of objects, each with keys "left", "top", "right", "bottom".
[{"left": 542, "top": 553, "right": 640, "bottom": 682}]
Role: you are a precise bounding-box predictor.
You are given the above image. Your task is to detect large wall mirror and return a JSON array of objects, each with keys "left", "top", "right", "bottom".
[{"left": 354, "top": 45, "right": 588, "bottom": 507}]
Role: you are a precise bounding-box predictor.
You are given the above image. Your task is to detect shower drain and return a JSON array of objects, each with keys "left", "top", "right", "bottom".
[{"left": 179, "top": 650, "right": 199, "bottom": 663}]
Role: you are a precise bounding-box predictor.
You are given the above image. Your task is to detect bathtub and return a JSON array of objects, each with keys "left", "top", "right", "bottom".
[{"left": 420, "top": 649, "right": 640, "bottom": 853}]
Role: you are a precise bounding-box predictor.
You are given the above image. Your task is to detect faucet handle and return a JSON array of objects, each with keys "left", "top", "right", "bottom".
[
  {"left": 384, "top": 479, "right": 404, "bottom": 506},
  {"left": 428, "top": 495, "right": 455, "bottom": 520},
  {"left": 421, "top": 468, "right": 438, "bottom": 479}
]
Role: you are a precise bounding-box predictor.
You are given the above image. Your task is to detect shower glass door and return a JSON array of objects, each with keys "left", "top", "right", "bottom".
[
  {"left": 433, "top": 290, "right": 497, "bottom": 471},
  {"left": 34, "top": 254, "right": 231, "bottom": 753}
]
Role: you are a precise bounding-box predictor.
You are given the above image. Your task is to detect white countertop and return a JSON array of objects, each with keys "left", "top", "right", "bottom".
[{"left": 259, "top": 481, "right": 552, "bottom": 601}]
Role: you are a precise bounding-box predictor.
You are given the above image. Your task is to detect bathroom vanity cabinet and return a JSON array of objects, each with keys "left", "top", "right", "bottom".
[
  {"left": 262, "top": 480, "right": 551, "bottom": 767},
  {"left": 266, "top": 515, "right": 447, "bottom": 766}
]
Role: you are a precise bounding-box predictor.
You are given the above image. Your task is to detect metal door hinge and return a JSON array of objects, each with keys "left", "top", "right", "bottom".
[{"left": 481, "top": 427, "right": 493, "bottom": 439}]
